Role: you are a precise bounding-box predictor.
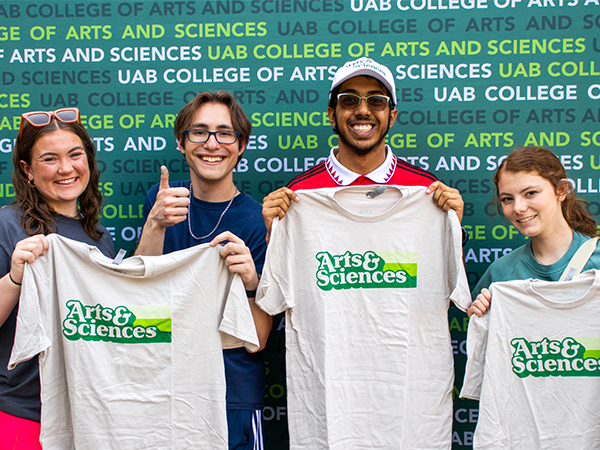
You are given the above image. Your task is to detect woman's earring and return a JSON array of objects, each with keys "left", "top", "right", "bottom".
[{"left": 29, "top": 179, "right": 36, "bottom": 188}]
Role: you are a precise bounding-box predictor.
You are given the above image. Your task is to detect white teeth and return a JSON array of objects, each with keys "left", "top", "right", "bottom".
[
  {"left": 201, "top": 156, "right": 224, "bottom": 162},
  {"left": 517, "top": 215, "right": 536, "bottom": 223},
  {"left": 352, "top": 124, "right": 373, "bottom": 132},
  {"left": 56, "top": 178, "right": 76, "bottom": 185}
]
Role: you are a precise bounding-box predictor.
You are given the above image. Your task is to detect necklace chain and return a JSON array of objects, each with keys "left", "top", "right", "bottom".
[{"left": 187, "top": 183, "right": 237, "bottom": 241}]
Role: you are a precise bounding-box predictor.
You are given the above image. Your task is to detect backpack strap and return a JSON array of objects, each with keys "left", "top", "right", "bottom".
[{"left": 559, "top": 237, "right": 599, "bottom": 281}]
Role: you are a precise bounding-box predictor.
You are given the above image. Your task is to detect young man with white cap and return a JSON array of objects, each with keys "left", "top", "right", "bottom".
[
  {"left": 257, "top": 57, "right": 470, "bottom": 450},
  {"left": 262, "top": 57, "right": 464, "bottom": 239}
]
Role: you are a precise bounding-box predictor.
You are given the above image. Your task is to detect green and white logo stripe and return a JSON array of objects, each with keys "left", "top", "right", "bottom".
[
  {"left": 578, "top": 338, "right": 600, "bottom": 359},
  {"left": 377, "top": 251, "right": 418, "bottom": 278},
  {"left": 130, "top": 306, "right": 172, "bottom": 333}
]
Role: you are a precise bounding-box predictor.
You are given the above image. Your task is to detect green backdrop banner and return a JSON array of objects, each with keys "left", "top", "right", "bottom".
[{"left": 1, "top": 1, "right": 599, "bottom": 448}]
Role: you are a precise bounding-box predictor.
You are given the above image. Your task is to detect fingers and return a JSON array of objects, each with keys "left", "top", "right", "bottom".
[
  {"left": 210, "top": 231, "right": 247, "bottom": 259},
  {"left": 263, "top": 187, "right": 299, "bottom": 210},
  {"left": 14, "top": 235, "right": 49, "bottom": 262},
  {"left": 148, "top": 175, "right": 190, "bottom": 228},
  {"left": 467, "top": 303, "right": 484, "bottom": 318},
  {"left": 10, "top": 235, "right": 49, "bottom": 284},
  {"left": 210, "top": 231, "right": 242, "bottom": 247},
  {"left": 155, "top": 192, "right": 190, "bottom": 226},
  {"left": 159, "top": 165, "right": 170, "bottom": 191},
  {"left": 214, "top": 236, "right": 249, "bottom": 261},
  {"left": 426, "top": 181, "right": 464, "bottom": 222},
  {"left": 467, "top": 289, "right": 492, "bottom": 317},
  {"left": 279, "top": 187, "right": 300, "bottom": 203},
  {"left": 262, "top": 187, "right": 299, "bottom": 226},
  {"left": 262, "top": 188, "right": 299, "bottom": 245},
  {"left": 468, "top": 301, "right": 487, "bottom": 318},
  {"left": 425, "top": 180, "right": 442, "bottom": 194},
  {"left": 427, "top": 181, "right": 460, "bottom": 206},
  {"left": 481, "top": 288, "right": 492, "bottom": 303},
  {"left": 211, "top": 233, "right": 259, "bottom": 290}
]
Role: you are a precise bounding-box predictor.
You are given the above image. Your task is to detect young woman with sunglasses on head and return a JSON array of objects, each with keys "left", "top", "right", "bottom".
[
  {"left": 0, "top": 108, "right": 115, "bottom": 449},
  {"left": 468, "top": 146, "right": 600, "bottom": 318}
]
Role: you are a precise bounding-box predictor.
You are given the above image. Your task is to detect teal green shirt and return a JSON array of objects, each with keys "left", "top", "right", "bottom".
[{"left": 472, "top": 231, "right": 600, "bottom": 300}]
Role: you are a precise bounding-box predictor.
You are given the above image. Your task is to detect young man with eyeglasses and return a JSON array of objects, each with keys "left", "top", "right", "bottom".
[
  {"left": 262, "top": 57, "right": 464, "bottom": 239},
  {"left": 136, "top": 91, "right": 271, "bottom": 450}
]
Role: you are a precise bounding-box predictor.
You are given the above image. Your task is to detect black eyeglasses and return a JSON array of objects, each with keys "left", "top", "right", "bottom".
[
  {"left": 337, "top": 94, "right": 390, "bottom": 111},
  {"left": 184, "top": 129, "right": 240, "bottom": 144},
  {"left": 18, "top": 108, "right": 81, "bottom": 139}
]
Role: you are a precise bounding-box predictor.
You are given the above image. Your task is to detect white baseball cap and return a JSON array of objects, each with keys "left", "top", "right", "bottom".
[{"left": 329, "top": 57, "right": 397, "bottom": 107}]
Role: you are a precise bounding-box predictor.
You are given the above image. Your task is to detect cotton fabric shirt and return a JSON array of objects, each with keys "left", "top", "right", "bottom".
[
  {"left": 9, "top": 234, "right": 259, "bottom": 450},
  {"left": 461, "top": 270, "right": 600, "bottom": 449},
  {"left": 0, "top": 205, "right": 115, "bottom": 422},
  {"left": 257, "top": 186, "right": 471, "bottom": 450}
]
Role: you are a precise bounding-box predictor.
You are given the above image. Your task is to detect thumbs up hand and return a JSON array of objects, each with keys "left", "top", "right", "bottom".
[
  {"left": 147, "top": 165, "right": 190, "bottom": 228},
  {"left": 159, "top": 164, "right": 171, "bottom": 191}
]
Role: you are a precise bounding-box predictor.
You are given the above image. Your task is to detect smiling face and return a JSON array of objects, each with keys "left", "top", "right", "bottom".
[
  {"left": 178, "top": 102, "right": 244, "bottom": 196},
  {"left": 497, "top": 170, "right": 569, "bottom": 240},
  {"left": 20, "top": 129, "right": 90, "bottom": 216},
  {"left": 328, "top": 76, "right": 397, "bottom": 158}
]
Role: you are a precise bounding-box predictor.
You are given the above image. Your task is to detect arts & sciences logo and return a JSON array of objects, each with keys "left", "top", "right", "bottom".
[
  {"left": 315, "top": 250, "right": 417, "bottom": 291},
  {"left": 62, "top": 300, "right": 172, "bottom": 344},
  {"left": 511, "top": 337, "right": 600, "bottom": 378}
]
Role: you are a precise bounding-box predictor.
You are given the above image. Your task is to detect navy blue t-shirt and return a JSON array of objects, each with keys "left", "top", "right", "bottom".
[{"left": 143, "top": 181, "right": 267, "bottom": 410}]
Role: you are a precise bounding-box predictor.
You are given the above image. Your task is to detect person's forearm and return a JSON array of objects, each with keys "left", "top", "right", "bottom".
[
  {"left": 248, "top": 298, "right": 272, "bottom": 352},
  {"left": 134, "top": 220, "right": 166, "bottom": 256}
]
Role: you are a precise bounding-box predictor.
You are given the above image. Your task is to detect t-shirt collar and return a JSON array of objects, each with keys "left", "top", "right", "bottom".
[{"left": 325, "top": 145, "right": 396, "bottom": 186}]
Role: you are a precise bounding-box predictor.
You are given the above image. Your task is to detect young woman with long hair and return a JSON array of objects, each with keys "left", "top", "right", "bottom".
[
  {"left": 0, "top": 108, "right": 115, "bottom": 448},
  {"left": 468, "top": 146, "right": 599, "bottom": 317}
]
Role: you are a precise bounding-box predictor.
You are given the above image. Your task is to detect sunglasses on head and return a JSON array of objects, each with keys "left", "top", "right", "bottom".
[{"left": 18, "top": 108, "right": 81, "bottom": 140}]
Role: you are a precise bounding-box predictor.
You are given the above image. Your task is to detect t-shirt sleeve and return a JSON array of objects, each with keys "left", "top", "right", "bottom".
[
  {"left": 447, "top": 210, "right": 472, "bottom": 312},
  {"left": 256, "top": 217, "right": 295, "bottom": 315},
  {"left": 0, "top": 207, "right": 25, "bottom": 277},
  {"left": 218, "top": 272, "right": 260, "bottom": 353},
  {"left": 96, "top": 225, "right": 116, "bottom": 259},
  {"left": 8, "top": 262, "right": 52, "bottom": 369},
  {"left": 460, "top": 311, "right": 490, "bottom": 400}
]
